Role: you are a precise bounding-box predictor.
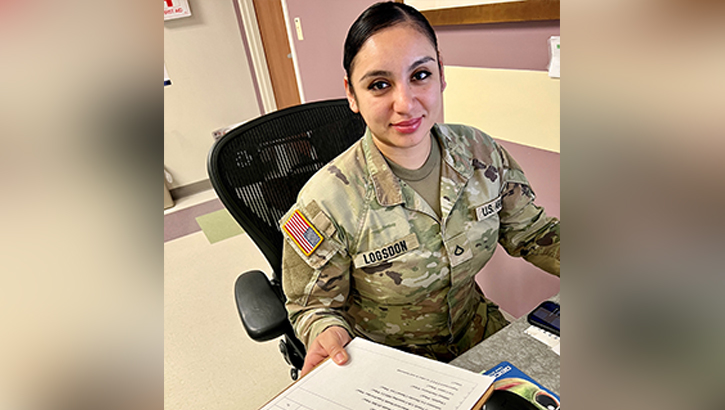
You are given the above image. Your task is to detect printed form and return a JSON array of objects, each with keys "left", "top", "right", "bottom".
[{"left": 260, "top": 338, "right": 494, "bottom": 410}]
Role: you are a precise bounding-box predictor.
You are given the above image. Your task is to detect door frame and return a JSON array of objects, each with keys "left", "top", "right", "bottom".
[
  {"left": 250, "top": 0, "right": 302, "bottom": 110},
  {"left": 235, "top": 0, "right": 278, "bottom": 114}
]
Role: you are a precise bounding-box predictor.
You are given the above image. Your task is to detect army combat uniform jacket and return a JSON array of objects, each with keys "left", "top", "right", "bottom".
[{"left": 280, "top": 124, "right": 560, "bottom": 359}]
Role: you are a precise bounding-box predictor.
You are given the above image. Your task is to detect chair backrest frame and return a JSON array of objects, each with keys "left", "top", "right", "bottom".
[{"left": 207, "top": 99, "right": 366, "bottom": 283}]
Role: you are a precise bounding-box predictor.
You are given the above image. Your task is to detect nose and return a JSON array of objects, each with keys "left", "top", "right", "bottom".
[{"left": 392, "top": 84, "right": 415, "bottom": 114}]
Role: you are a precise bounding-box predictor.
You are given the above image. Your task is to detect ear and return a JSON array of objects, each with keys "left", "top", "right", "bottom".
[{"left": 344, "top": 76, "right": 359, "bottom": 113}]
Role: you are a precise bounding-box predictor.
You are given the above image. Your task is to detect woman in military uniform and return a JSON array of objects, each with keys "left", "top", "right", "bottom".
[{"left": 279, "top": 1, "right": 560, "bottom": 376}]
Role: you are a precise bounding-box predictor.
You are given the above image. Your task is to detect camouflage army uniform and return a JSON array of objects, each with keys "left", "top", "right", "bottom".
[{"left": 280, "top": 124, "right": 560, "bottom": 361}]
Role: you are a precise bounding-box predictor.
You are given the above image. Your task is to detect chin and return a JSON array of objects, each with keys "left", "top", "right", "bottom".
[{"left": 390, "top": 132, "right": 428, "bottom": 149}]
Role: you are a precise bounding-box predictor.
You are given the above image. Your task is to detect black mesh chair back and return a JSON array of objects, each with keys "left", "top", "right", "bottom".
[{"left": 207, "top": 99, "right": 366, "bottom": 379}]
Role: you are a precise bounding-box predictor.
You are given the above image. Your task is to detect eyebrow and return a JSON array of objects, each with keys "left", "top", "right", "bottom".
[{"left": 358, "top": 56, "right": 436, "bottom": 82}]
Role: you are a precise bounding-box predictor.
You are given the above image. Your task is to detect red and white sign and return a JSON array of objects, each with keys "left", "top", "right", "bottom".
[{"left": 164, "top": 0, "right": 192, "bottom": 21}]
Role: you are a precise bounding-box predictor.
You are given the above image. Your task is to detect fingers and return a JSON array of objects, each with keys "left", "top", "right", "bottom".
[
  {"left": 321, "top": 326, "right": 351, "bottom": 365},
  {"left": 300, "top": 352, "right": 322, "bottom": 377},
  {"left": 300, "top": 326, "right": 352, "bottom": 377}
]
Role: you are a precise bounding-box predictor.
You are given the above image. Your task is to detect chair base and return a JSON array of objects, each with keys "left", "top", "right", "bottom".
[{"left": 279, "top": 337, "right": 304, "bottom": 380}]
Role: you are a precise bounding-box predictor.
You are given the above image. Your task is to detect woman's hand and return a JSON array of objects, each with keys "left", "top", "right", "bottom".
[{"left": 300, "top": 326, "right": 352, "bottom": 377}]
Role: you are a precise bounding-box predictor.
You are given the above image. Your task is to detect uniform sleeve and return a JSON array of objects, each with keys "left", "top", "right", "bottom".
[
  {"left": 280, "top": 205, "right": 355, "bottom": 348},
  {"left": 495, "top": 144, "right": 560, "bottom": 276}
]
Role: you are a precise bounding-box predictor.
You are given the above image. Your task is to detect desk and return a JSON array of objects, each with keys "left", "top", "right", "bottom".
[{"left": 450, "top": 294, "right": 560, "bottom": 395}]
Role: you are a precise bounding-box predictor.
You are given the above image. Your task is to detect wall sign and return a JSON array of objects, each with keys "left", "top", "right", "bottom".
[
  {"left": 164, "top": 0, "right": 192, "bottom": 21},
  {"left": 548, "top": 36, "right": 560, "bottom": 78}
]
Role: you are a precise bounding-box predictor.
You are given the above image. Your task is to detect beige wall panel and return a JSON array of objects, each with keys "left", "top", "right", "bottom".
[
  {"left": 407, "top": 0, "right": 520, "bottom": 11},
  {"left": 164, "top": 0, "right": 261, "bottom": 188},
  {"left": 443, "top": 66, "right": 560, "bottom": 153}
]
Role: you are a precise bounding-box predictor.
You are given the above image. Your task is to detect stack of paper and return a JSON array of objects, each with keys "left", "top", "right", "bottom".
[{"left": 524, "top": 325, "right": 560, "bottom": 355}]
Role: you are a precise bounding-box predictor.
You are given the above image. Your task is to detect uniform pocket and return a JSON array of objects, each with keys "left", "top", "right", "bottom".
[{"left": 351, "top": 233, "right": 451, "bottom": 305}]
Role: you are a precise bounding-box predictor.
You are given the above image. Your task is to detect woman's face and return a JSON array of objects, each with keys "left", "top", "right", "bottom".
[{"left": 345, "top": 24, "right": 445, "bottom": 159}]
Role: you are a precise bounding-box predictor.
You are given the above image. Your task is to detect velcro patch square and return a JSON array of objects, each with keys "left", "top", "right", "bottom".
[{"left": 283, "top": 209, "right": 324, "bottom": 256}]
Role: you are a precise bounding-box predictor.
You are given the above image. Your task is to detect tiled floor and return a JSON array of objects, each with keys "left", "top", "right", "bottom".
[{"left": 164, "top": 190, "right": 294, "bottom": 410}]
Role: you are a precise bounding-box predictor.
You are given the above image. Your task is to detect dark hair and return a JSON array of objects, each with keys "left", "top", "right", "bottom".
[{"left": 343, "top": 2, "right": 439, "bottom": 85}]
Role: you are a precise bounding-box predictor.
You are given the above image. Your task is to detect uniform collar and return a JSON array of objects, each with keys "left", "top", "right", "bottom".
[
  {"left": 362, "top": 124, "right": 474, "bottom": 207},
  {"left": 362, "top": 128, "right": 404, "bottom": 207},
  {"left": 433, "top": 124, "right": 474, "bottom": 180}
]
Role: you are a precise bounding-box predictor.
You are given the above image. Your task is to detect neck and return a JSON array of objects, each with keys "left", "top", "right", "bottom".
[{"left": 373, "top": 133, "right": 432, "bottom": 170}]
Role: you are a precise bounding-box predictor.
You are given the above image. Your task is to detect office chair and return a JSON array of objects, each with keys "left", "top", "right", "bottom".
[{"left": 207, "top": 99, "right": 366, "bottom": 380}]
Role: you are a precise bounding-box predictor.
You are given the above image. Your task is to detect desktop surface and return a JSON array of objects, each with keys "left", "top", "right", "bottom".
[{"left": 450, "top": 294, "right": 561, "bottom": 395}]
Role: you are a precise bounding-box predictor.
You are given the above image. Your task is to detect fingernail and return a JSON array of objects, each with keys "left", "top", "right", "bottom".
[{"left": 334, "top": 353, "right": 346, "bottom": 364}]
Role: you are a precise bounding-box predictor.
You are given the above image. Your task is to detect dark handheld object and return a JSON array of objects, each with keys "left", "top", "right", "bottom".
[
  {"left": 526, "top": 301, "right": 560, "bottom": 336},
  {"left": 483, "top": 390, "right": 540, "bottom": 410},
  {"left": 208, "top": 99, "right": 366, "bottom": 379}
]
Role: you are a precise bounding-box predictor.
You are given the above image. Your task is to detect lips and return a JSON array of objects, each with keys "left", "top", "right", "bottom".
[{"left": 391, "top": 117, "right": 422, "bottom": 134}]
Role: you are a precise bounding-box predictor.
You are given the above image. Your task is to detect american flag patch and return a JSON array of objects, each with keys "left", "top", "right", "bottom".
[{"left": 282, "top": 210, "right": 324, "bottom": 256}]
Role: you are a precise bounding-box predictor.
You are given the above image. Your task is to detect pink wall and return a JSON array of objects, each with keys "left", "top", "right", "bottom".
[
  {"left": 286, "top": 0, "right": 377, "bottom": 102},
  {"left": 437, "top": 21, "right": 560, "bottom": 71},
  {"left": 477, "top": 140, "right": 560, "bottom": 319},
  {"left": 285, "top": 1, "right": 560, "bottom": 318},
  {"left": 286, "top": 0, "right": 560, "bottom": 101}
]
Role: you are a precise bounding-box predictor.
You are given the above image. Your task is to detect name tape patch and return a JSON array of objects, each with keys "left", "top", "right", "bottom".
[
  {"left": 475, "top": 196, "right": 502, "bottom": 221},
  {"left": 353, "top": 233, "right": 419, "bottom": 268},
  {"left": 283, "top": 209, "right": 324, "bottom": 256}
]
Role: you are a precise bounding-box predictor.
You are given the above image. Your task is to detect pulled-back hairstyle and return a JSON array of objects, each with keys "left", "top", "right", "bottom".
[{"left": 343, "top": 1, "right": 440, "bottom": 88}]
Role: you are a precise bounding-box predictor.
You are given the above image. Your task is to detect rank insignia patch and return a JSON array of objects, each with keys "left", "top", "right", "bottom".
[{"left": 283, "top": 209, "right": 324, "bottom": 256}]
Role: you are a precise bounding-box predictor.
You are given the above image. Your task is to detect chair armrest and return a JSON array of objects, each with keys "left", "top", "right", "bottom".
[{"left": 234, "top": 270, "right": 290, "bottom": 342}]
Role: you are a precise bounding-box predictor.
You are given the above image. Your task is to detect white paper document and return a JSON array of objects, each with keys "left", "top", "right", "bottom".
[
  {"left": 260, "top": 338, "right": 495, "bottom": 410},
  {"left": 524, "top": 325, "right": 560, "bottom": 356}
]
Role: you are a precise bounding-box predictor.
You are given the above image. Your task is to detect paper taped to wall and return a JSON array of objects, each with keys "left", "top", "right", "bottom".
[{"left": 548, "top": 36, "right": 560, "bottom": 78}]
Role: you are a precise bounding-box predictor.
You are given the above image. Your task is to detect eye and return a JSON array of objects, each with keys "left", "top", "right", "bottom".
[
  {"left": 412, "top": 70, "right": 431, "bottom": 81},
  {"left": 368, "top": 80, "right": 389, "bottom": 91}
]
